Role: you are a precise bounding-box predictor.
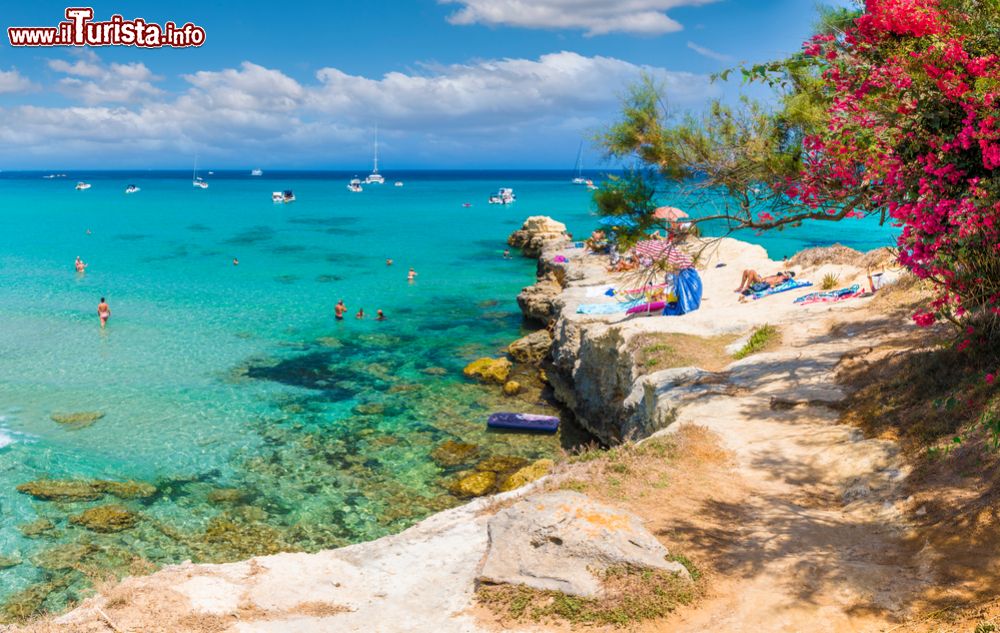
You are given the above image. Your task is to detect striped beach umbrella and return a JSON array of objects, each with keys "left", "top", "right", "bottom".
[
  {"left": 632, "top": 240, "right": 694, "bottom": 268},
  {"left": 653, "top": 206, "right": 689, "bottom": 221}
]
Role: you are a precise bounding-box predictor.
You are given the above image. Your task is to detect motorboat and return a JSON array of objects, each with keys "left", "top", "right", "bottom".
[
  {"left": 251, "top": 168, "right": 263, "bottom": 176},
  {"left": 586, "top": 179, "right": 597, "bottom": 190},
  {"left": 364, "top": 126, "right": 385, "bottom": 184},
  {"left": 193, "top": 177, "right": 208, "bottom": 189},
  {"left": 394, "top": 181, "right": 404, "bottom": 187},
  {"left": 75, "top": 182, "right": 91, "bottom": 190},
  {"left": 125, "top": 184, "right": 140, "bottom": 194},
  {"left": 348, "top": 178, "right": 363, "bottom": 193},
  {"left": 272, "top": 190, "right": 295, "bottom": 203},
  {"left": 488, "top": 187, "right": 515, "bottom": 204}
]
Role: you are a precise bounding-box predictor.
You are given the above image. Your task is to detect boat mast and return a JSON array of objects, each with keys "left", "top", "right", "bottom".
[
  {"left": 575, "top": 141, "right": 583, "bottom": 178},
  {"left": 373, "top": 126, "right": 379, "bottom": 174}
]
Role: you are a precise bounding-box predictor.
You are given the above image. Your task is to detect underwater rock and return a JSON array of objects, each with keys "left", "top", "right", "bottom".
[
  {"left": 431, "top": 440, "right": 480, "bottom": 467},
  {"left": 475, "top": 455, "right": 529, "bottom": 474},
  {"left": 387, "top": 383, "right": 421, "bottom": 394},
  {"left": 449, "top": 471, "right": 497, "bottom": 498},
  {"left": 353, "top": 402, "right": 386, "bottom": 416},
  {"left": 463, "top": 357, "right": 512, "bottom": 385},
  {"left": 16, "top": 480, "right": 103, "bottom": 502},
  {"left": 207, "top": 488, "right": 247, "bottom": 504},
  {"left": 0, "top": 555, "right": 21, "bottom": 569},
  {"left": 96, "top": 480, "right": 157, "bottom": 499},
  {"left": 316, "top": 336, "right": 343, "bottom": 348},
  {"left": 201, "top": 515, "right": 287, "bottom": 560},
  {"left": 50, "top": 411, "right": 105, "bottom": 428},
  {"left": 502, "top": 381, "right": 521, "bottom": 396},
  {"left": 2, "top": 578, "right": 70, "bottom": 622},
  {"left": 69, "top": 504, "right": 139, "bottom": 533},
  {"left": 507, "top": 330, "right": 554, "bottom": 364},
  {"left": 18, "top": 518, "right": 56, "bottom": 538},
  {"left": 422, "top": 366, "right": 448, "bottom": 376},
  {"left": 31, "top": 542, "right": 96, "bottom": 571},
  {"left": 498, "top": 459, "right": 555, "bottom": 492}
]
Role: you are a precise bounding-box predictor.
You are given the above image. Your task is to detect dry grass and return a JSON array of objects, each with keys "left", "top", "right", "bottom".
[
  {"left": 788, "top": 244, "right": 894, "bottom": 269},
  {"left": 631, "top": 333, "right": 738, "bottom": 374}
]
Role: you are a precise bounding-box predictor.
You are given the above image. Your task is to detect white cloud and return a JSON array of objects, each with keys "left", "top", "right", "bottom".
[
  {"left": 0, "top": 52, "right": 718, "bottom": 166},
  {"left": 0, "top": 68, "right": 35, "bottom": 94},
  {"left": 440, "top": 0, "right": 719, "bottom": 35},
  {"left": 686, "top": 41, "right": 732, "bottom": 63},
  {"left": 49, "top": 54, "right": 162, "bottom": 105}
]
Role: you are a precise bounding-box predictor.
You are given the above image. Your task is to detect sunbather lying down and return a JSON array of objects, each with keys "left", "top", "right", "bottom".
[{"left": 736, "top": 269, "right": 795, "bottom": 294}]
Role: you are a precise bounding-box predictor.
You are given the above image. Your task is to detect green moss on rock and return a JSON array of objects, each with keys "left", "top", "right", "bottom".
[
  {"left": 449, "top": 471, "right": 497, "bottom": 498},
  {"left": 18, "top": 518, "right": 56, "bottom": 538},
  {"left": 462, "top": 358, "right": 512, "bottom": 384},
  {"left": 16, "top": 480, "right": 103, "bottom": 502},
  {"left": 499, "top": 459, "right": 555, "bottom": 492},
  {"left": 475, "top": 455, "right": 530, "bottom": 473},
  {"left": 50, "top": 411, "right": 105, "bottom": 428},
  {"left": 96, "top": 480, "right": 157, "bottom": 499}
]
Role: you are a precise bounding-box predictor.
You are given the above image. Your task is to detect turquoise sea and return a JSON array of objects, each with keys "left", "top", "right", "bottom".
[{"left": 0, "top": 170, "right": 898, "bottom": 616}]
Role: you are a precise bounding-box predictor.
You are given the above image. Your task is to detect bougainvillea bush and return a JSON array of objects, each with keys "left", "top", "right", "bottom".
[{"left": 796, "top": 0, "right": 1000, "bottom": 331}]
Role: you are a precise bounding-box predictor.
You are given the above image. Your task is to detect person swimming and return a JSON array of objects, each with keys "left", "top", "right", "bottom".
[
  {"left": 232, "top": 257, "right": 239, "bottom": 266},
  {"left": 74, "top": 256, "right": 87, "bottom": 273},
  {"left": 503, "top": 249, "right": 511, "bottom": 259},
  {"left": 407, "top": 267, "right": 417, "bottom": 282},
  {"left": 376, "top": 309, "right": 385, "bottom": 321},
  {"left": 334, "top": 300, "right": 347, "bottom": 320},
  {"left": 356, "top": 308, "right": 365, "bottom": 319},
  {"left": 97, "top": 297, "right": 110, "bottom": 328},
  {"left": 386, "top": 258, "right": 393, "bottom": 266}
]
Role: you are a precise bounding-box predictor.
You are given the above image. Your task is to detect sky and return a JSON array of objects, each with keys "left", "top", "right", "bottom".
[{"left": 0, "top": 1, "right": 840, "bottom": 170}]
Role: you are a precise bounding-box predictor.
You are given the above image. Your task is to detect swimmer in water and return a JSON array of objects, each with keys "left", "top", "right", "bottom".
[
  {"left": 74, "top": 256, "right": 87, "bottom": 273},
  {"left": 503, "top": 249, "right": 510, "bottom": 259},
  {"left": 407, "top": 267, "right": 417, "bottom": 282},
  {"left": 376, "top": 309, "right": 385, "bottom": 321},
  {"left": 233, "top": 257, "right": 239, "bottom": 266},
  {"left": 356, "top": 308, "right": 365, "bottom": 319},
  {"left": 386, "top": 258, "right": 393, "bottom": 266},
  {"left": 334, "top": 300, "right": 347, "bottom": 320},
  {"left": 97, "top": 297, "right": 110, "bottom": 328}
]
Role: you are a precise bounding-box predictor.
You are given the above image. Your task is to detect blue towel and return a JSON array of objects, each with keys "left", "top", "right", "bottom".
[
  {"left": 750, "top": 279, "right": 812, "bottom": 300},
  {"left": 662, "top": 268, "right": 702, "bottom": 316},
  {"left": 576, "top": 299, "right": 643, "bottom": 315}
]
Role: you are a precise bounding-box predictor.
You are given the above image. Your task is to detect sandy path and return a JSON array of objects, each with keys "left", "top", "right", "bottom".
[{"left": 652, "top": 310, "right": 929, "bottom": 633}]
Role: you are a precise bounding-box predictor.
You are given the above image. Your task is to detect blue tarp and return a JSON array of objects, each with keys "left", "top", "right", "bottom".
[{"left": 662, "top": 268, "right": 702, "bottom": 316}]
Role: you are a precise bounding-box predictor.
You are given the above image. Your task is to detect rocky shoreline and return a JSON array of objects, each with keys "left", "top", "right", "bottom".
[{"left": 11, "top": 216, "right": 899, "bottom": 632}]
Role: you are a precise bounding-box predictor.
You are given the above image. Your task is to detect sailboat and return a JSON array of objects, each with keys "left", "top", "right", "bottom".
[
  {"left": 192, "top": 157, "right": 208, "bottom": 189},
  {"left": 364, "top": 127, "right": 385, "bottom": 185},
  {"left": 571, "top": 141, "right": 587, "bottom": 185}
]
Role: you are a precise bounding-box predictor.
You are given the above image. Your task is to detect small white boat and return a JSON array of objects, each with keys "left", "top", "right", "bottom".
[
  {"left": 488, "top": 187, "right": 515, "bottom": 204},
  {"left": 348, "top": 177, "right": 363, "bottom": 193},
  {"left": 571, "top": 141, "right": 587, "bottom": 185},
  {"left": 43, "top": 174, "right": 55, "bottom": 179},
  {"left": 586, "top": 179, "right": 597, "bottom": 190},
  {"left": 75, "top": 182, "right": 91, "bottom": 190},
  {"left": 125, "top": 184, "right": 140, "bottom": 194},
  {"left": 192, "top": 157, "right": 208, "bottom": 189},
  {"left": 364, "top": 126, "right": 385, "bottom": 184},
  {"left": 394, "top": 181, "right": 404, "bottom": 187},
  {"left": 251, "top": 168, "right": 263, "bottom": 177},
  {"left": 272, "top": 190, "right": 295, "bottom": 203}
]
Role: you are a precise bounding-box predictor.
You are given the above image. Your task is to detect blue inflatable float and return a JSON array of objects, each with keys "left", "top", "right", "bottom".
[{"left": 487, "top": 412, "right": 560, "bottom": 433}]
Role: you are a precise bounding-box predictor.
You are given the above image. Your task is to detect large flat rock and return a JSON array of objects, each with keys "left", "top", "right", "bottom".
[{"left": 478, "top": 490, "right": 689, "bottom": 597}]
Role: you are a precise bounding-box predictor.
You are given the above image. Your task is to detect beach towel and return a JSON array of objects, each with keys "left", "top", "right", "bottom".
[
  {"left": 749, "top": 279, "right": 812, "bottom": 300},
  {"left": 663, "top": 268, "right": 702, "bottom": 316},
  {"left": 585, "top": 285, "right": 615, "bottom": 298},
  {"left": 794, "top": 284, "right": 864, "bottom": 306},
  {"left": 576, "top": 299, "right": 643, "bottom": 315}
]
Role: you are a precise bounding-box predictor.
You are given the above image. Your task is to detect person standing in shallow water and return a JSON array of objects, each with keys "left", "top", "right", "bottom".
[
  {"left": 97, "top": 297, "right": 111, "bottom": 328},
  {"left": 75, "top": 256, "right": 87, "bottom": 273},
  {"left": 407, "top": 267, "right": 417, "bottom": 283},
  {"left": 356, "top": 308, "right": 365, "bottom": 319},
  {"left": 334, "top": 300, "right": 347, "bottom": 320},
  {"left": 376, "top": 309, "right": 386, "bottom": 321}
]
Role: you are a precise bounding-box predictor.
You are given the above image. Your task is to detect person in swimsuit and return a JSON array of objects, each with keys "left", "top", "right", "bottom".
[
  {"left": 407, "top": 268, "right": 417, "bottom": 282},
  {"left": 735, "top": 270, "right": 795, "bottom": 294},
  {"left": 97, "top": 297, "right": 111, "bottom": 328},
  {"left": 75, "top": 256, "right": 87, "bottom": 273},
  {"left": 356, "top": 308, "right": 365, "bottom": 319},
  {"left": 386, "top": 258, "right": 393, "bottom": 266},
  {"left": 376, "top": 309, "right": 385, "bottom": 321},
  {"left": 334, "top": 300, "right": 347, "bottom": 320},
  {"left": 232, "top": 257, "right": 239, "bottom": 266},
  {"left": 503, "top": 249, "right": 511, "bottom": 259}
]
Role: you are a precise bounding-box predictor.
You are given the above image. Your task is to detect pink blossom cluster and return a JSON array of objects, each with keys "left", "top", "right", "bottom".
[{"left": 789, "top": 0, "right": 1000, "bottom": 343}]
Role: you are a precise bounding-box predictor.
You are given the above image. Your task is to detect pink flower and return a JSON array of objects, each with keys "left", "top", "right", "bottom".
[{"left": 987, "top": 373, "right": 996, "bottom": 385}]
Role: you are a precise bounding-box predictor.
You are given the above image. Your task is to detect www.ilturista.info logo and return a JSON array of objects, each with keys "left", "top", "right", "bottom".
[{"left": 8, "top": 8, "right": 206, "bottom": 48}]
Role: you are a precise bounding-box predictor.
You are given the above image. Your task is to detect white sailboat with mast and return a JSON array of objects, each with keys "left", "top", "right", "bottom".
[
  {"left": 571, "top": 141, "right": 587, "bottom": 185},
  {"left": 364, "top": 126, "right": 385, "bottom": 185},
  {"left": 192, "top": 156, "right": 208, "bottom": 189}
]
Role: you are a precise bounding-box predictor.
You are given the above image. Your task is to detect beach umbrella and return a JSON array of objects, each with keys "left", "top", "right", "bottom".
[
  {"left": 653, "top": 206, "right": 689, "bottom": 221},
  {"left": 632, "top": 240, "right": 694, "bottom": 268}
]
